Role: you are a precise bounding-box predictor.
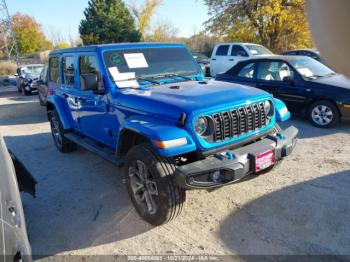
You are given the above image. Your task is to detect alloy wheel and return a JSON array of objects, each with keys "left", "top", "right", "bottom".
[
  {"left": 311, "top": 105, "right": 333, "bottom": 126},
  {"left": 128, "top": 160, "right": 158, "bottom": 215},
  {"left": 50, "top": 115, "right": 63, "bottom": 147}
]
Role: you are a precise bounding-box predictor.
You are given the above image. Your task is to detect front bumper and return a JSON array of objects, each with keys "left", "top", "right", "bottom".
[
  {"left": 27, "top": 83, "right": 37, "bottom": 91},
  {"left": 175, "top": 126, "right": 298, "bottom": 189},
  {"left": 338, "top": 103, "right": 350, "bottom": 120}
]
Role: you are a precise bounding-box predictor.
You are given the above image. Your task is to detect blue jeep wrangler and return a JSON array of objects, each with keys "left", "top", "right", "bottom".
[{"left": 46, "top": 43, "right": 298, "bottom": 225}]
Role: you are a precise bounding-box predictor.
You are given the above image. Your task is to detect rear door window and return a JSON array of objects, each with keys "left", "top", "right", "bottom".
[
  {"left": 231, "top": 45, "right": 248, "bottom": 57},
  {"left": 62, "top": 56, "right": 75, "bottom": 86},
  {"left": 215, "top": 45, "right": 230, "bottom": 56},
  {"left": 49, "top": 56, "right": 60, "bottom": 83}
]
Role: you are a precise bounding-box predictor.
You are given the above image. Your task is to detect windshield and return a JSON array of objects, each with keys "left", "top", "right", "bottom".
[
  {"left": 289, "top": 56, "right": 334, "bottom": 78},
  {"left": 21, "top": 65, "right": 43, "bottom": 76},
  {"left": 103, "top": 47, "right": 201, "bottom": 83},
  {"left": 245, "top": 44, "right": 273, "bottom": 56}
]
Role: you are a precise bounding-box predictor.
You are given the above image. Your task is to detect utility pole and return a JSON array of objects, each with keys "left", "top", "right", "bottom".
[{"left": 0, "top": 0, "right": 19, "bottom": 65}]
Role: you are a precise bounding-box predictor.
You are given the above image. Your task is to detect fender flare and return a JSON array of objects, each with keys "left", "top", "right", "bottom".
[
  {"left": 46, "top": 95, "right": 72, "bottom": 130},
  {"left": 274, "top": 98, "right": 291, "bottom": 122},
  {"left": 121, "top": 115, "right": 197, "bottom": 157}
]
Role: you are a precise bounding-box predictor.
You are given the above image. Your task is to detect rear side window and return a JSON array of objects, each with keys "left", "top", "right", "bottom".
[
  {"left": 63, "top": 56, "right": 75, "bottom": 85},
  {"left": 49, "top": 56, "right": 60, "bottom": 83},
  {"left": 215, "top": 45, "right": 230, "bottom": 56},
  {"left": 231, "top": 45, "right": 248, "bottom": 57}
]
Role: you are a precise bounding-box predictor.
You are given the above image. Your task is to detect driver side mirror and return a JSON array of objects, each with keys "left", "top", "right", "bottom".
[{"left": 283, "top": 76, "right": 295, "bottom": 85}]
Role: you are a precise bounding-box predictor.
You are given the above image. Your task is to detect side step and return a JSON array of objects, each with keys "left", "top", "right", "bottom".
[{"left": 65, "top": 133, "right": 122, "bottom": 166}]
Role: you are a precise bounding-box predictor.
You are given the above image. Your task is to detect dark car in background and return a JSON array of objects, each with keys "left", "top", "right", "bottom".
[
  {"left": 216, "top": 55, "right": 350, "bottom": 128},
  {"left": 0, "top": 136, "right": 36, "bottom": 261},
  {"left": 33, "top": 65, "right": 49, "bottom": 106},
  {"left": 16, "top": 64, "right": 44, "bottom": 96},
  {"left": 192, "top": 52, "right": 210, "bottom": 76},
  {"left": 282, "top": 49, "right": 324, "bottom": 64}
]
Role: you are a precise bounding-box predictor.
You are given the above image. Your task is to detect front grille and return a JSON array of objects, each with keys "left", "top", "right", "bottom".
[{"left": 212, "top": 102, "right": 267, "bottom": 142}]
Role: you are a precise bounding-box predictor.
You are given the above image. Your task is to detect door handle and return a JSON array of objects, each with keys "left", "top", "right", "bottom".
[
  {"left": 211, "top": 58, "right": 216, "bottom": 61},
  {"left": 229, "top": 59, "right": 234, "bottom": 61}
]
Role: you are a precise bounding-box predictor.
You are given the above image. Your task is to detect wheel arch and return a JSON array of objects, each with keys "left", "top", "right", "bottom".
[
  {"left": 117, "top": 129, "right": 150, "bottom": 160},
  {"left": 118, "top": 115, "right": 197, "bottom": 160},
  {"left": 306, "top": 97, "right": 341, "bottom": 117},
  {"left": 46, "top": 96, "right": 72, "bottom": 130}
]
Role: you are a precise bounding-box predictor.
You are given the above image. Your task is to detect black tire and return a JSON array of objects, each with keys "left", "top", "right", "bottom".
[
  {"left": 21, "top": 86, "right": 31, "bottom": 96},
  {"left": 124, "top": 143, "right": 186, "bottom": 225},
  {"left": 38, "top": 93, "right": 45, "bottom": 106},
  {"left": 307, "top": 100, "right": 339, "bottom": 128},
  {"left": 49, "top": 110, "right": 77, "bottom": 153}
]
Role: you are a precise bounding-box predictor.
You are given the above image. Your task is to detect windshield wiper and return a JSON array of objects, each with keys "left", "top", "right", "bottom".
[
  {"left": 152, "top": 73, "right": 193, "bottom": 81},
  {"left": 324, "top": 72, "right": 336, "bottom": 77},
  {"left": 136, "top": 76, "right": 163, "bottom": 85},
  {"left": 308, "top": 72, "right": 336, "bottom": 79}
]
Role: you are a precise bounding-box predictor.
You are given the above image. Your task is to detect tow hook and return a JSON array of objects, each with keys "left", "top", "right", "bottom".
[
  {"left": 226, "top": 151, "right": 235, "bottom": 160},
  {"left": 276, "top": 133, "right": 286, "bottom": 140}
]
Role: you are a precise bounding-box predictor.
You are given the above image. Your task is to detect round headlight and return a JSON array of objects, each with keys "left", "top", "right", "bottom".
[
  {"left": 195, "top": 116, "right": 208, "bottom": 136},
  {"left": 264, "top": 100, "right": 274, "bottom": 118}
]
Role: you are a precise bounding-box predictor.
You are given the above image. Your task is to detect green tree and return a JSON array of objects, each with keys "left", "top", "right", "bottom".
[
  {"left": 11, "top": 12, "right": 53, "bottom": 56},
  {"left": 54, "top": 42, "right": 71, "bottom": 50},
  {"left": 79, "top": 0, "right": 141, "bottom": 45},
  {"left": 204, "top": 0, "right": 313, "bottom": 52}
]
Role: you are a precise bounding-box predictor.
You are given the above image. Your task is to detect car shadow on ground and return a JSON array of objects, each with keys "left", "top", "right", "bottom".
[
  {"left": 4, "top": 132, "right": 153, "bottom": 257},
  {"left": 218, "top": 170, "right": 350, "bottom": 255},
  {"left": 280, "top": 116, "right": 350, "bottom": 139},
  {"left": 0, "top": 97, "right": 47, "bottom": 126}
]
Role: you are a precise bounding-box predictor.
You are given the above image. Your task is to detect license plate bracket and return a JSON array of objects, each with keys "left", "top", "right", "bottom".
[{"left": 255, "top": 150, "right": 275, "bottom": 172}]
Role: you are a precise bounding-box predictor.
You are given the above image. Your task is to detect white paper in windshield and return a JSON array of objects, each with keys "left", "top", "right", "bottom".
[
  {"left": 109, "top": 66, "right": 135, "bottom": 81},
  {"left": 124, "top": 53, "right": 149, "bottom": 69},
  {"left": 297, "top": 68, "right": 313, "bottom": 77},
  {"left": 108, "top": 66, "right": 139, "bottom": 88}
]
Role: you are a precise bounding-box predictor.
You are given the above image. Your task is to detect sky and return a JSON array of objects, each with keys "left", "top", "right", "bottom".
[{"left": 6, "top": 0, "right": 210, "bottom": 42}]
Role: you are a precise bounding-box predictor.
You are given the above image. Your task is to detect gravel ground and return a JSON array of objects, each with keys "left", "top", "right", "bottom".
[{"left": 1, "top": 88, "right": 350, "bottom": 258}]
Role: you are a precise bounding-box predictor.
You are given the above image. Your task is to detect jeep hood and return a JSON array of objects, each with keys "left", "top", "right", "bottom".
[{"left": 117, "top": 80, "right": 270, "bottom": 122}]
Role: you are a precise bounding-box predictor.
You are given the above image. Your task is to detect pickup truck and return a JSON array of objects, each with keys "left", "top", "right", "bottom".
[
  {"left": 210, "top": 43, "right": 273, "bottom": 77},
  {"left": 46, "top": 43, "right": 298, "bottom": 225}
]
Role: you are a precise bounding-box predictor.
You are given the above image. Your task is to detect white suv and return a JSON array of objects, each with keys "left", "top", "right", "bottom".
[{"left": 210, "top": 43, "right": 273, "bottom": 76}]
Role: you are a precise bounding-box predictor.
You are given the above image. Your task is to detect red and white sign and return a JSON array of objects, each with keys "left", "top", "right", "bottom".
[{"left": 255, "top": 150, "right": 275, "bottom": 172}]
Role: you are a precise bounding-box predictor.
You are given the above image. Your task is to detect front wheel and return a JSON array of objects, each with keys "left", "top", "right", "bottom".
[
  {"left": 124, "top": 144, "right": 186, "bottom": 225},
  {"left": 49, "top": 110, "right": 76, "bottom": 153},
  {"left": 308, "top": 100, "right": 339, "bottom": 128},
  {"left": 21, "top": 85, "right": 31, "bottom": 96}
]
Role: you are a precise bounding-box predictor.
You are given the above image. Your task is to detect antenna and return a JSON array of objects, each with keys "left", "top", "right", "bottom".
[{"left": 0, "top": 0, "right": 19, "bottom": 64}]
